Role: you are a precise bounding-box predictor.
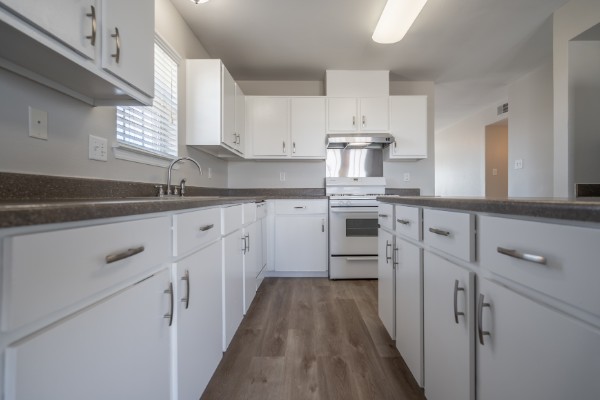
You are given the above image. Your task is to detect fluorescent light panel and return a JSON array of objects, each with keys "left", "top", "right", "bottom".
[{"left": 372, "top": 0, "right": 428, "bottom": 44}]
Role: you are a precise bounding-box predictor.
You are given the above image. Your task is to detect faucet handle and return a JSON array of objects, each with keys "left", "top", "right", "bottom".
[
  {"left": 154, "top": 185, "right": 165, "bottom": 197},
  {"left": 172, "top": 185, "right": 179, "bottom": 196}
]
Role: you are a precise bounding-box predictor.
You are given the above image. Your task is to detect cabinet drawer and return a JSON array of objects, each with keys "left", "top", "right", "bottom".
[
  {"left": 222, "top": 205, "right": 243, "bottom": 235},
  {"left": 378, "top": 203, "right": 394, "bottom": 231},
  {"left": 275, "top": 199, "right": 328, "bottom": 215},
  {"left": 173, "top": 207, "right": 221, "bottom": 256},
  {"left": 479, "top": 215, "right": 600, "bottom": 318},
  {"left": 394, "top": 205, "right": 421, "bottom": 241},
  {"left": 1, "top": 216, "right": 170, "bottom": 332},
  {"left": 243, "top": 203, "right": 257, "bottom": 224},
  {"left": 423, "top": 209, "right": 475, "bottom": 262}
]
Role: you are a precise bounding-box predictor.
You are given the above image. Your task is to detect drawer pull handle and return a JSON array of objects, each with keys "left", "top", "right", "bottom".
[
  {"left": 105, "top": 246, "right": 144, "bottom": 264},
  {"left": 385, "top": 240, "right": 392, "bottom": 263},
  {"left": 378, "top": 214, "right": 389, "bottom": 218},
  {"left": 453, "top": 280, "right": 465, "bottom": 324},
  {"left": 164, "top": 282, "right": 174, "bottom": 327},
  {"left": 497, "top": 247, "right": 546, "bottom": 265},
  {"left": 294, "top": 206, "right": 306, "bottom": 209},
  {"left": 429, "top": 227, "right": 450, "bottom": 237},
  {"left": 477, "top": 294, "right": 491, "bottom": 345},
  {"left": 181, "top": 270, "right": 190, "bottom": 310},
  {"left": 397, "top": 219, "right": 410, "bottom": 225},
  {"left": 393, "top": 246, "right": 398, "bottom": 268},
  {"left": 199, "top": 224, "right": 214, "bottom": 232},
  {"left": 245, "top": 233, "right": 250, "bottom": 252}
]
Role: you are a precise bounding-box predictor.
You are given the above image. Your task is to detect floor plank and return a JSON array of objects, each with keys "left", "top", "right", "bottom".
[{"left": 201, "top": 277, "right": 425, "bottom": 400}]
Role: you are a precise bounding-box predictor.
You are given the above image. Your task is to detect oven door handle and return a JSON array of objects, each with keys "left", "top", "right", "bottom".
[
  {"left": 330, "top": 207, "right": 378, "bottom": 213},
  {"left": 344, "top": 256, "right": 378, "bottom": 261}
]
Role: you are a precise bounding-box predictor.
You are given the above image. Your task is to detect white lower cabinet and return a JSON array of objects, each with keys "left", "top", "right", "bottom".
[
  {"left": 477, "top": 278, "right": 600, "bottom": 400},
  {"left": 423, "top": 252, "right": 475, "bottom": 400},
  {"left": 394, "top": 238, "right": 423, "bottom": 387},
  {"left": 174, "top": 240, "right": 222, "bottom": 400},
  {"left": 378, "top": 228, "right": 395, "bottom": 339},
  {"left": 243, "top": 220, "right": 260, "bottom": 314},
  {"left": 222, "top": 228, "right": 244, "bottom": 350},
  {"left": 4, "top": 268, "right": 172, "bottom": 400}
]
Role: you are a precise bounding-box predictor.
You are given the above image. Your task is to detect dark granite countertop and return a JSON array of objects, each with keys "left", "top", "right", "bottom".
[{"left": 377, "top": 196, "right": 600, "bottom": 223}]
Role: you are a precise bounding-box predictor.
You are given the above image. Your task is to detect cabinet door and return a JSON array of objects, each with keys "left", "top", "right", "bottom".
[
  {"left": 102, "top": 0, "right": 154, "bottom": 96},
  {"left": 378, "top": 229, "right": 395, "bottom": 339},
  {"left": 327, "top": 97, "right": 358, "bottom": 132},
  {"left": 1, "top": 0, "right": 97, "bottom": 60},
  {"left": 274, "top": 215, "right": 327, "bottom": 271},
  {"left": 235, "top": 83, "right": 246, "bottom": 154},
  {"left": 477, "top": 279, "right": 600, "bottom": 400},
  {"left": 290, "top": 97, "right": 326, "bottom": 158},
  {"left": 395, "top": 238, "right": 424, "bottom": 386},
  {"left": 176, "top": 241, "right": 223, "bottom": 400},
  {"left": 248, "top": 97, "right": 290, "bottom": 157},
  {"left": 243, "top": 221, "right": 260, "bottom": 314},
  {"left": 389, "top": 96, "right": 427, "bottom": 159},
  {"left": 221, "top": 66, "right": 236, "bottom": 150},
  {"left": 223, "top": 231, "right": 244, "bottom": 350},
  {"left": 359, "top": 97, "right": 389, "bottom": 132},
  {"left": 423, "top": 252, "right": 475, "bottom": 400},
  {"left": 4, "top": 269, "right": 171, "bottom": 400}
]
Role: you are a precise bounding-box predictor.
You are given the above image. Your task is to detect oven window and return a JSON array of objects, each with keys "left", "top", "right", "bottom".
[{"left": 346, "top": 218, "right": 378, "bottom": 237}]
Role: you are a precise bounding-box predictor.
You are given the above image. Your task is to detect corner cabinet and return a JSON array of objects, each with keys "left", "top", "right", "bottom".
[
  {"left": 327, "top": 97, "right": 389, "bottom": 133},
  {"left": 0, "top": 0, "right": 154, "bottom": 105},
  {"left": 246, "top": 96, "right": 326, "bottom": 159},
  {"left": 186, "top": 59, "right": 245, "bottom": 158},
  {"left": 388, "top": 96, "right": 427, "bottom": 160}
]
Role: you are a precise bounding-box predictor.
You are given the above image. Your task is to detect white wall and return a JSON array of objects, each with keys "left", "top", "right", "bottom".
[
  {"left": 507, "top": 61, "right": 554, "bottom": 197},
  {"left": 435, "top": 101, "right": 507, "bottom": 197},
  {"left": 553, "top": 0, "right": 600, "bottom": 197},
  {"left": 0, "top": 0, "right": 229, "bottom": 188}
]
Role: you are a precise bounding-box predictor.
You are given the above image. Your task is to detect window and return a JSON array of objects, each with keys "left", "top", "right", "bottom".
[{"left": 116, "top": 38, "right": 179, "bottom": 158}]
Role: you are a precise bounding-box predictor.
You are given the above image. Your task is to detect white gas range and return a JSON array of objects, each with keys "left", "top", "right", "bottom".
[{"left": 326, "top": 177, "right": 385, "bottom": 279}]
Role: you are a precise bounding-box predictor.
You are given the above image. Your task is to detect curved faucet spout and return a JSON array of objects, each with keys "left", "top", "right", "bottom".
[{"left": 166, "top": 157, "right": 202, "bottom": 195}]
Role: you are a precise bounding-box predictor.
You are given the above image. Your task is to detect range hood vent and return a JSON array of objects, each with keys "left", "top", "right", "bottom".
[{"left": 326, "top": 133, "right": 394, "bottom": 149}]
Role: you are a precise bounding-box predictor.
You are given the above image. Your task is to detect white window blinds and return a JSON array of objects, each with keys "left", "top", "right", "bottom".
[{"left": 116, "top": 41, "right": 178, "bottom": 157}]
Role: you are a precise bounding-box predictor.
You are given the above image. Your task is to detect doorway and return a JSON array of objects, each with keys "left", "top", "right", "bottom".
[{"left": 485, "top": 119, "right": 508, "bottom": 197}]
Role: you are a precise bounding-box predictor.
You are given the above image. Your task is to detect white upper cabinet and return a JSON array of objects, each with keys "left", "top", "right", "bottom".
[
  {"left": 327, "top": 97, "right": 389, "bottom": 133},
  {"left": 0, "top": 0, "right": 154, "bottom": 105},
  {"left": 186, "top": 59, "right": 244, "bottom": 158},
  {"left": 389, "top": 96, "right": 428, "bottom": 160},
  {"left": 290, "top": 97, "right": 326, "bottom": 158},
  {"left": 247, "top": 96, "right": 290, "bottom": 157},
  {"left": 235, "top": 83, "right": 246, "bottom": 154},
  {"left": 101, "top": 0, "right": 154, "bottom": 97}
]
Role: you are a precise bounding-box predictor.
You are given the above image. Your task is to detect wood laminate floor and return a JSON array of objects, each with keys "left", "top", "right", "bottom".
[{"left": 201, "top": 278, "right": 425, "bottom": 400}]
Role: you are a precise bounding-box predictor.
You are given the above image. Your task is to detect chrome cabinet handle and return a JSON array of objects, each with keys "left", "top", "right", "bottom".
[
  {"left": 453, "top": 280, "right": 465, "bottom": 324},
  {"left": 232, "top": 132, "right": 237, "bottom": 144},
  {"left": 362, "top": 115, "right": 366, "bottom": 128},
  {"left": 111, "top": 27, "right": 121, "bottom": 63},
  {"left": 241, "top": 236, "right": 247, "bottom": 253},
  {"left": 497, "top": 247, "right": 547, "bottom": 265},
  {"left": 385, "top": 241, "right": 392, "bottom": 263},
  {"left": 293, "top": 142, "right": 296, "bottom": 154},
  {"left": 477, "top": 294, "right": 491, "bottom": 345},
  {"left": 393, "top": 246, "right": 399, "bottom": 268},
  {"left": 397, "top": 219, "right": 410, "bottom": 225},
  {"left": 283, "top": 141, "right": 286, "bottom": 153},
  {"left": 236, "top": 134, "right": 241, "bottom": 144},
  {"left": 181, "top": 270, "right": 190, "bottom": 309},
  {"left": 294, "top": 206, "right": 306, "bottom": 209},
  {"left": 429, "top": 227, "right": 450, "bottom": 237},
  {"left": 352, "top": 116, "right": 356, "bottom": 127},
  {"left": 164, "top": 282, "right": 174, "bottom": 327},
  {"left": 378, "top": 214, "right": 389, "bottom": 218},
  {"left": 321, "top": 219, "right": 325, "bottom": 233},
  {"left": 86, "top": 5, "right": 97, "bottom": 46},
  {"left": 199, "top": 224, "right": 214, "bottom": 232},
  {"left": 105, "top": 246, "right": 144, "bottom": 264},
  {"left": 245, "top": 233, "right": 250, "bottom": 252}
]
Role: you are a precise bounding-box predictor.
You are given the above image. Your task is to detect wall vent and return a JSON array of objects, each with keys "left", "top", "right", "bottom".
[{"left": 497, "top": 102, "right": 509, "bottom": 116}]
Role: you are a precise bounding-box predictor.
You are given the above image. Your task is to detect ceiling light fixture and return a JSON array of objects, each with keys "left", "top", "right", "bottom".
[
  {"left": 372, "top": 0, "right": 428, "bottom": 44},
  {"left": 190, "top": 0, "right": 209, "bottom": 4}
]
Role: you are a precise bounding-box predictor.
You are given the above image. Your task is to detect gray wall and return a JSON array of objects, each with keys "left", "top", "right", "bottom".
[{"left": 0, "top": 0, "right": 229, "bottom": 188}]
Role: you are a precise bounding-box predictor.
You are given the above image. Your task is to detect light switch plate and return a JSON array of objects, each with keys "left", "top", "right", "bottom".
[
  {"left": 514, "top": 159, "right": 523, "bottom": 169},
  {"left": 89, "top": 135, "right": 108, "bottom": 161},
  {"left": 28, "top": 107, "right": 48, "bottom": 140}
]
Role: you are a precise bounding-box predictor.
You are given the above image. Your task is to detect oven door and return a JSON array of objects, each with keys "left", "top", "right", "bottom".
[{"left": 329, "top": 206, "right": 378, "bottom": 255}]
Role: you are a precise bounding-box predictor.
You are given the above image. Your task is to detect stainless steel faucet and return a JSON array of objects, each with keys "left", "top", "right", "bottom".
[{"left": 166, "top": 157, "right": 202, "bottom": 196}]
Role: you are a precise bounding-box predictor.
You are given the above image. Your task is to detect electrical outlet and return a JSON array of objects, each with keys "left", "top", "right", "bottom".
[
  {"left": 492, "top": 168, "right": 498, "bottom": 176},
  {"left": 28, "top": 107, "right": 48, "bottom": 140},
  {"left": 403, "top": 172, "right": 410, "bottom": 182},
  {"left": 89, "top": 135, "right": 108, "bottom": 161},
  {"left": 514, "top": 159, "right": 523, "bottom": 169},
  {"left": 279, "top": 172, "right": 286, "bottom": 181}
]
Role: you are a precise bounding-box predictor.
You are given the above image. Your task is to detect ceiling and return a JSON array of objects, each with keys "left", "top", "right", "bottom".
[{"left": 170, "top": 0, "right": 569, "bottom": 130}]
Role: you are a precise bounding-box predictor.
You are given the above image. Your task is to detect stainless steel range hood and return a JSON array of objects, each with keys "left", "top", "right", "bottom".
[{"left": 326, "top": 133, "right": 394, "bottom": 149}]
